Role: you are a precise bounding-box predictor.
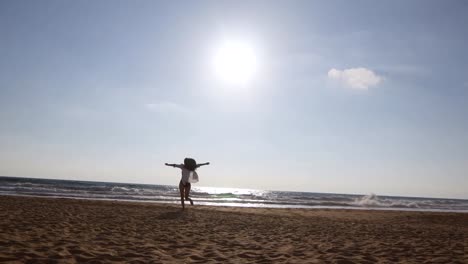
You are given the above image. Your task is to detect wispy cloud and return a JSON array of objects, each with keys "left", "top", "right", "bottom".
[
  {"left": 145, "top": 102, "right": 190, "bottom": 115},
  {"left": 328, "top": 67, "right": 383, "bottom": 89}
]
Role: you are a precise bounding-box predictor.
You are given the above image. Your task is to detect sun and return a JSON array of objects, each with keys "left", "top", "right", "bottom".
[{"left": 213, "top": 40, "right": 258, "bottom": 85}]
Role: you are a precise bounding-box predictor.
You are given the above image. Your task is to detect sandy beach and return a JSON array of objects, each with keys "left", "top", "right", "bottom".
[{"left": 0, "top": 195, "right": 466, "bottom": 263}]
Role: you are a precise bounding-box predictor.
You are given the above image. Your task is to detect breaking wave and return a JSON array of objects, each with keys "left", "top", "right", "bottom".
[{"left": 353, "top": 193, "right": 421, "bottom": 208}]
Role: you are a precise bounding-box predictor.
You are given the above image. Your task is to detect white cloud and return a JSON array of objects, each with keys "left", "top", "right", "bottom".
[
  {"left": 145, "top": 102, "right": 189, "bottom": 114},
  {"left": 327, "top": 67, "right": 383, "bottom": 89}
]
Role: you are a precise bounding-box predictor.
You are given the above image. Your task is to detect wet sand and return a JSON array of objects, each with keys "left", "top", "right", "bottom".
[{"left": 1, "top": 195, "right": 467, "bottom": 263}]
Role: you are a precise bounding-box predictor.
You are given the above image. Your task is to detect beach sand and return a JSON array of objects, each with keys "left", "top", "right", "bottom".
[{"left": 1, "top": 195, "right": 466, "bottom": 263}]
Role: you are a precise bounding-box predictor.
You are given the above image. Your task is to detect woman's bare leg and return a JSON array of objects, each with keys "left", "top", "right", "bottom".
[
  {"left": 179, "top": 181, "right": 185, "bottom": 209},
  {"left": 185, "top": 183, "right": 193, "bottom": 205}
]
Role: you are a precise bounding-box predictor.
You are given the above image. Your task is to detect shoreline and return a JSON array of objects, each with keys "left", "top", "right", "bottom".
[
  {"left": 2, "top": 175, "right": 467, "bottom": 201},
  {"left": 2, "top": 195, "right": 467, "bottom": 263},
  {"left": 1, "top": 193, "right": 468, "bottom": 214}
]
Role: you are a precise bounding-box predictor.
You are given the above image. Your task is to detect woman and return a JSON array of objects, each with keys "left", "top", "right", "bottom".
[{"left": 165, "top": 158, "right": 210, "bottom": 209}]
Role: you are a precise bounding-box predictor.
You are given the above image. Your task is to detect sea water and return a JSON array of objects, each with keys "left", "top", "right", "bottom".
[{"left": 1, "top": 176, "right": 467, "bottom": 212}]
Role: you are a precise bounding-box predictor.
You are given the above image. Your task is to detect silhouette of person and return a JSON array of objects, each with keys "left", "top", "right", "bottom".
[{"left": 165, "top": 158, "right": 210, "bottom": 209}]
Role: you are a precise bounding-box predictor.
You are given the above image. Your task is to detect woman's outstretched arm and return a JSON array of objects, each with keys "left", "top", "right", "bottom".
[
  {"left": 196, "top": 162, "right": 210, "bottom": 168},
  {"left": 165, "top": 163, "right": 178, "bottom": 167}
]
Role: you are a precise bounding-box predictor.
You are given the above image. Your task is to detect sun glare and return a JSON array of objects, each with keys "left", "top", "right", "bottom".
[{"left": 213, "top": 40, "right": 258, "bottom": 85}]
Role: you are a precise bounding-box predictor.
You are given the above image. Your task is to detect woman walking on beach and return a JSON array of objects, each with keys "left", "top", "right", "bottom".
[{"left": 165, "top": 158, "right": 210, "bottom": 209}]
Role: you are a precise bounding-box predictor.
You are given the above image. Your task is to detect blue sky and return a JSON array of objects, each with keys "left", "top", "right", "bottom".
[{"left": 1, "top": 0, "right": 467, "bottom": 198}]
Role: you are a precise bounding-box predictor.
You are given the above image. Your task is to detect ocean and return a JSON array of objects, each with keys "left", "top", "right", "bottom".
[{"left": 1, "top": 176, "right": 467, "bottom": 212}]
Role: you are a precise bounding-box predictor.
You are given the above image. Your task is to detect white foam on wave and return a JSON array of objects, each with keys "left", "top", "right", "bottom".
[
  {"left": 111, "top": 186, "right": 133, "bottom": 192},
  {"left": 354, "top": 193, "right": 420, "bottom": 208}
]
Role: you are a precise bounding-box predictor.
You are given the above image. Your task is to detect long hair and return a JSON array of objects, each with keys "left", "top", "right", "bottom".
[{"left": 183, "top": 158, "right": 197, "bottom": 171}]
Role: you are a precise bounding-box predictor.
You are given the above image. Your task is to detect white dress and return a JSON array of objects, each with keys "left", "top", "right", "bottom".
[{"left": 175, "top": 164, "right": 199, "bottom": 184}]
